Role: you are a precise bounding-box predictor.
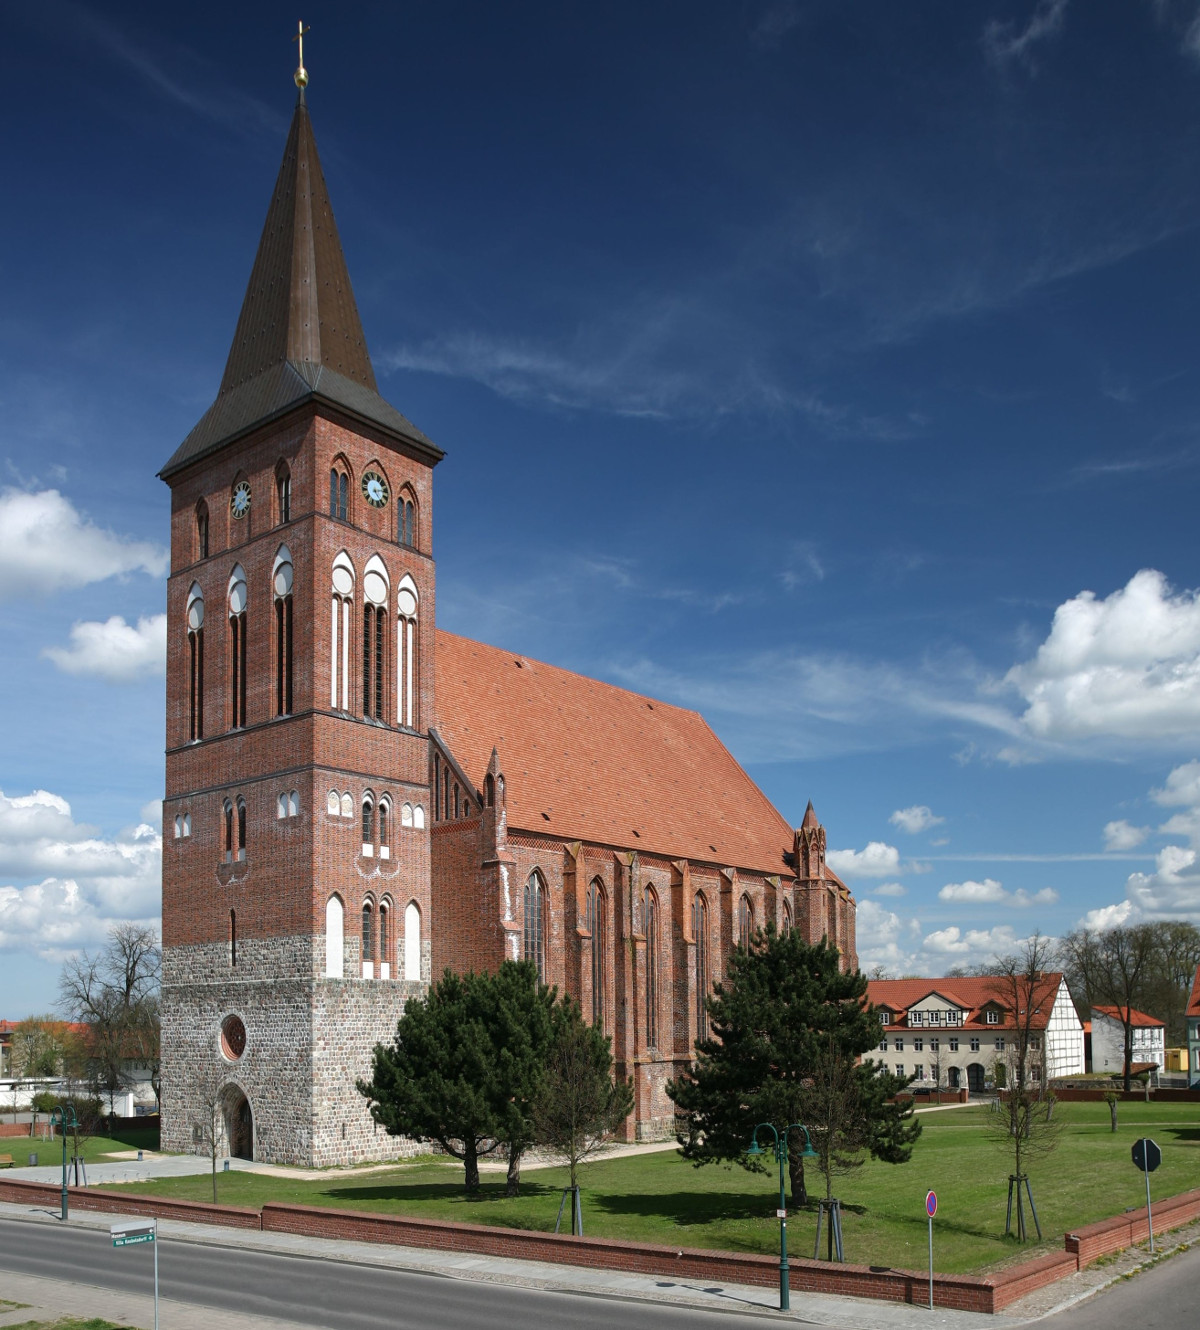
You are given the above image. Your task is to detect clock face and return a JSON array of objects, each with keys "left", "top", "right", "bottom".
[
  {"left": 362, "top": 470, "right": 389, "bottom": 508},
  {"left": 230, "top": 481, "right": 252, "bottom": 520}
]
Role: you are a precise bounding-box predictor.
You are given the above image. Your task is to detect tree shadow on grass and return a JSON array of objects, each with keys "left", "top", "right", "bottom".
[
  {"left": 1165, "top": 1127, "right": 1200, "bottom": 1144},
  {"left": 322, "top": 1179, "right": 561, "bottom": 1208}
]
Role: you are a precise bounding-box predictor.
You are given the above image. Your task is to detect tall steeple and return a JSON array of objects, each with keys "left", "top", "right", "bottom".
[{"left": 161, "top": 86, "right": 440, "bottom": 479}]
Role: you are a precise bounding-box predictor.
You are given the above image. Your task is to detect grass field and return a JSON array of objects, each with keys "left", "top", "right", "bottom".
[
  {"left": 98, "top": 1102, "right": 1200, "bottom": 1274},
  {"left": 17, "top": 1124, "right": 160, "bottom": 1166}
]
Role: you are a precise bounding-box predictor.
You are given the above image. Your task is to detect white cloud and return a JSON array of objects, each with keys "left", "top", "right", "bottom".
[
  {"left": 889, "top": 805, "right": 944, "bottom": 835},
  {"left": 44, "top": 614, "right": 167, "bottom": 683},
  {"left": 1080, "top": 899, "right": 1135, "bottom": 931},
  {"left": 938, "top": 878, "right": 1058, "bottom": 908},
  {"left": 921, "top": 924, "right": 1026, "bottom": 961},
  {"left": 983, "top": 0, "right": 1069, "bottom": 73},
  {"left": 0, "top": 789, "right": 160, "bottom": 960},
  {"left": 827, "top": 841, "right": 902, "bottom": 880},
  {"left": 1152, "top": 760, "right": 1200, "bottom": 809},
  {"left": 1124, "top": 845, "right": 1200, "bottom": 922},
  {"left": 0, "top": 489, "right": 166, "bottom": 600},
  {"left": 1103, "top": 819, "right": 1149, "bottom": 852},
  {"left": 873, "top": 882, "right": 907, "bottom": 898},
  {"left": 1006, "top": 570, "right": 1200, "bottom": 745}
]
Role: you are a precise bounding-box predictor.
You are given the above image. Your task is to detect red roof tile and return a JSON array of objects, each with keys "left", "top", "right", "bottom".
[
  {"left": 1187, "top": 964, "right": 1200, "bottom": 1019},
  {"left": 434, "top": 630, "right": 808, "bottom": 877},
  {"left": 1092, "top": 1005, "right": 1164, "bottom": 1029},
  {"left": 867, "top": 974, "right": 1066, "bottom": 1031}
]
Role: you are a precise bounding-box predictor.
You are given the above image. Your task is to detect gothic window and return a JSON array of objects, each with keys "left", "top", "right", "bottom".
[
  {"left": 413, "top": 804, "right": 425, "bottom": 829},
  {"left": 230, "top": 909, "right": 237, "bottom": 967},
  {"left": 340, "top": 792, "right": 353, "bottom": 818},
  {"left": 379, "top": 899, "right": 391, "bottom": 976},
  {"left": 644, "top": 888, "right": 659, "bottom": 1047},
  {"left": 224, "top": 799, "right": 234, "bottom": 862},
  {"left": 404, "top": 901, "right": 421, "bottom": 981},
  {"left": 693, "top": 893, "right": 709, "bottom": 1042},
  {"left": 588, "top": 879, "right": 606, "bottom": 1030},
  {"left": 398, "top": 491, "right": 416, "bottom": 549},
  {"left": 362, "top": 898, "right": 375, "bottom": 971},
  {"left": 396, "top": 577, "right": 419, "bottom": 728},
  {"left": 401, "top": 802, "right": 413, "bottom": 828},
  {"left": 826, "top": 889, "right": 836, "bottom": 946},
  {"left": 454, "top": 783, "right": 460, "bottom": 819},
  {"left": 330, "top": 464, "right": 349, "bottom": 521},
  {"left": 485, "top": 774, "right": 495, "bottom": 806},
  {"left": 186, "top": 583, "right": 204, "bottom": 741},
  {"left": 524, "top": 872, "right": 545, "bottom": 982},
  {"left": 379, "top": 797, "right": 391, "bottom": 859},
  {"left": 443, "top": 769, "right": 451, "bottom": 821},
  {"left": 236, "top": 798, "right": 246, "bottom": 861},
  {"left": 277, "top": 793, "right": 288, "bottom": 819},
  {"left": 331, "top": 553, "right": 355, "bottom": 711},
  {"left": 173, "top": 812, "right": 192, "bottom": 839},
  {"left": 362, "top": 557, "right": 389, "bottom": 722},
  {"left": 273, "top": 547, "right": 294, "bottom": 717},
  {"left": 738, "top": 894, "right": 753, "bottom": 951},
  {"left": 325, "top": 895, "right": 344, "bottom": 978},
  {"left": 276, "top": 463, "right": 292, "bottom": 524},
  {"left": 362, "top": 795, "right": 375, "bottom": 856},
  {"left": 228, "top": 565, "right": 248, "bottom": 729},
  {"left": 289, "top": 790, "right": 299, "bottom": 816},
  {"left": 195, "top": 501, "right": 209, "bottom": 561},
  {"left": 781, "top": 900, "right": 792, "bottom": 937},
  {"left": 327, "top": 790, "right": 340, "bottom": 816}
]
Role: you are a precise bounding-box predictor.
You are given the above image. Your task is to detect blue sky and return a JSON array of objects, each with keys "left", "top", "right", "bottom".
[{"left": 5, "top": 1, "right": 1200, "bottom": 1013}]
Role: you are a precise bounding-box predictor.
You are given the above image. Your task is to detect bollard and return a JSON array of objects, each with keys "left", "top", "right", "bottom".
[
  {"left": 223, "top": 1159, "right": 230, "bottom": 1171},
  {"left": 28, "top": 1153, "right": 37, "bottom": 1167},
  {"left": 137, "top": 1151, "right": 143, "bottom": 1162}
]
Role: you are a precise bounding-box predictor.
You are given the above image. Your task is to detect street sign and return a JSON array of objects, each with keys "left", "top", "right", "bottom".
[
  {"left": 925, "top": 1191, "right": 937, "bottom": 1309},
  {"left": 1132, "top": 1138, "right": 1162, "bottom": 1173},
  {"left": 926, "top": 1190, "right": 937, "bottom": 1217},
  {"left": 111, "top": 1220, "right": 156, "bottom": 1247}
]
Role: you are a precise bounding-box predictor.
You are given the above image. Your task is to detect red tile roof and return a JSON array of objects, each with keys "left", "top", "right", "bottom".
[
  {"left": 1187, "top": 964, "right": 1200, "bottom": 1019},
  {"left": 867, "top": 974, "right": 1067, "bottom": 1031},
  {"left": 434, "top": 630, "right": 813, "bottom": 877},
  {"left": 1092, "top": 1005, "right": 1164, "bottom": 1029}
]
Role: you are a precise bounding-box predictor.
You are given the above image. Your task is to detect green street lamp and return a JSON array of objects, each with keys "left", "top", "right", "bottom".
[
  {"left": 748, "top": 1122, "right": 818, "bottom": 1311},
  {"left": 49, "top": 1104, "right": 78, "bottom": 1222}
]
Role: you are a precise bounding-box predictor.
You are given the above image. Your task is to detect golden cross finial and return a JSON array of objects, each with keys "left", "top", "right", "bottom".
[{"left": 293, "top": 20, "right": 310, "bottom": 89}]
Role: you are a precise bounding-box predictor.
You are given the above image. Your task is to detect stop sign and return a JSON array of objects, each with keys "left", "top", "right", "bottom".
[{"left": 1132, "top": 1138, "right": 1162, "bottom": 1173}]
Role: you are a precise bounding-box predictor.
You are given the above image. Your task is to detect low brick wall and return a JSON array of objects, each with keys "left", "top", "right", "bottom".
[
  {"left": 0, "top": 1124, "right": 32, "bottom": 1139},
  {"left": 984, "top": 1251, "right": 1078, "bottom": 1310},
  {"left": 898, "top": 1090, "right": 970, "bottom": 1106},
  {"left": 1066, "top": 1186, "right": 1200, "bottom": 1266},
  {"left": 0, "top": 1177, "right": 259, "bottom": 1230}
]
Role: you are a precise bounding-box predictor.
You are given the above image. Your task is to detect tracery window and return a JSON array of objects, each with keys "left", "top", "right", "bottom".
[
  {"left": 362, "top": 795, "right": 375, "bottom": 856},
  {"left": 273, "top": 546, "right": 293, "bottom": 716},
  {"left": 396, "top": 576, "right": 419, "bottom": 728},
  {"left": 196, "top": 501, "right": 209, "bottom": 561},
  {"left": 330, "top": 465, "right": 349, "bottom": 521},
  {"left": 693, "top": 893, "right": 709, "bottom": 1042},
  {"left": 186, "top": 583, "right": 204, "bottom": 741},
  {"left": 524, "top": 871, "right": 545, "bottom": 982},
  {"left": 224, "top": 799, "right": 234, "bottom": 862},
  {"left": 644, "top": 888, "right": 659, "bottom": 1047},
  {"left": 781, "top": 900, "right": 792, "bottom": 937},
  {"left": 588, "top": 879, "right": 606, "bottom": 1031},
  {"left": 738, "top": 894, "right": 753, "bottom": 951},
  {"left": 228, "top": 565, "right": 248, "bottom": 729},
  {"left": 331, "top": 553, "right": 354, "bottom": 711},
  {"left": 399, "top": 492, "right": 416, "bottom": 548},
  {"left": 276, "top": 463, "right": 291, "bottom": 524}
]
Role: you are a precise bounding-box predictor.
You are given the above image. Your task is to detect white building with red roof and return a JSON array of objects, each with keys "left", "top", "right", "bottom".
[{"left": 1089, "top": 1005, "right": 1166, "bottom": 1077}]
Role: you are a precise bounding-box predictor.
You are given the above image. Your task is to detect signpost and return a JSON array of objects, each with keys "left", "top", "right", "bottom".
[
  {"left": 1131, "top": 1138, "right": 1162, "bottom": 1253},
  {"left": 925, "top": 1191, "right": 937, "bottom": 1309},
  {"left": 112, "top": 1220, "right": 159, "bottom": 1330}
]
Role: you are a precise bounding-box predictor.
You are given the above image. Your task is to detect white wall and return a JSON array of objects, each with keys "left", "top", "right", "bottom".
[
  {"left": 1045, "top": 979, "right": 1086, "bottom": 1078},
  {"left": 1091, "top": 1009, "right": 1165, "bottom": 1073}
]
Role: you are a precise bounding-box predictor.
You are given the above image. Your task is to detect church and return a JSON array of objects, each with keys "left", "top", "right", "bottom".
[{"left": 158, "top": 70, "right": 857, "bottom": 1166}]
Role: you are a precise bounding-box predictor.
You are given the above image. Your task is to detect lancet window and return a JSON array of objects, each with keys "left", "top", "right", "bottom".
[
  {"left": 228, "top": 565, "right": 248, "bottom": 729},
  {"left": 274, "top": 546, "right": 293, "bottom": 716},
  {"left": 588, "top": 879, "right": 606, "bottom": 1030},
  {"left": 186, "top": 583, "right": 204, "bottom": 741},
  {"left": 331, "top": 553, "right": 354, "bottom": 711}
]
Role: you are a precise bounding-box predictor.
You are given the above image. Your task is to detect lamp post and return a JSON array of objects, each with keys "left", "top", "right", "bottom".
[
  {"left": 748, "top": 1122, "right": 817, "bottom": 1311},
  {"left": 48, "top": 1103, "right": 78, "bottom": 1222}
]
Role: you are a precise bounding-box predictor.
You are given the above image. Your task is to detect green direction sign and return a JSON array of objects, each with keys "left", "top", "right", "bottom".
[
  {"left": 113, "top": 1231, "right": 155, "bottom": 1247},
  {"left": 111, "top": 1221, "right": 156, "bottom": 1248}
]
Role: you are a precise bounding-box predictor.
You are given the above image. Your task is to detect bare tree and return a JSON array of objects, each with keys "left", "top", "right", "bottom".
[
  {"left": 1141, "top": 922, "right": 1200, "bottom": 1046},
  {"left": 1059, "top": 925, "right": 1155, "bottom": 1092},
  {"left": 191, "top": 1067, "right": 228, "bottom": 1205},
  {"left": 929, "top": 1038, "right": 945, "bottom": 1104},
  {"left": 985, "top": 934, "right": 1062, "bottom": 1240}
]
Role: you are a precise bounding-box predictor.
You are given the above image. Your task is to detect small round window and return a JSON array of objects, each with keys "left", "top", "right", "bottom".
[{"left": 220, "top": 1014, "right": 247, "bottom": 1061}]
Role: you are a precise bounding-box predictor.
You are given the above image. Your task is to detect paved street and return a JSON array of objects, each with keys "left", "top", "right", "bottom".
[{"left": 1038, "top": 1242, "right": 1200, "bottom": 1330}]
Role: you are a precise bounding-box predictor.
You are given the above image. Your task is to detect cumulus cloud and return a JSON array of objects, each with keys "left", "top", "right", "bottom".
[
  {"left": 855, "top": 905, "right": 1036, "bottom": 977},
  {"left": 827, "top": 841, "right": 902, "bottom": 879},
  {"left": 983, "top": 0, "right": 1069, "bottom": 73},
  {"left": 938, "top": 878, "right": 1058, "bottom": 908},
  {"left": 0, "top": 489, "right": 166, "bottom": 600},
  {"left": 44, "top": 614, "right": 167, "bottom": 683},
  {"left": 1103, "top": 819, "right": 1149, "bottom": 852},
  {"left": 1080, "top": 899, "right": 1136, "bottom": 931},
  {"left": 0, "top": 788, "right": 160, "bottom": 960},
  {"left": 872, "top": 882, "right": 907, "bottom": 898},
  {"left": 921, "top": 924, "right": 1027, "bottom": 961},
  {"left": 1006, "top": 570, "right": 1200, "bottom": 745},
  {"left": 889, "top": 805, "right": 944, "bottom": 835},
  {"left": 1124, "top": 845, "right": 1200, "bottom": 922}
]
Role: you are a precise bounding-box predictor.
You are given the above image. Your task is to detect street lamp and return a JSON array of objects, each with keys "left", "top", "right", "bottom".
[
  {"left": 748, "top": 1122, "right": 817, "bottom": 1311},
  {"left": 48, "top": 1103, "right": 78, "bottom": 1222}
]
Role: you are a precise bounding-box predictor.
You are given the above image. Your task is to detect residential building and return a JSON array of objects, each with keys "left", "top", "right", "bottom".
[
  {"left": 1187, "top": 964, "right": 1200, "bottom": 1090},
  {"left": 866, "top": 974, "right": 1084, "bottom": 1093},
  {"left": 1089, "top": 1005, "right": 1166, "bottom": 1077}
]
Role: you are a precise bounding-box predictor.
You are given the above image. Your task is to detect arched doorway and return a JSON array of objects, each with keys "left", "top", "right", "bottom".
[
  {"left": 967, "top": 1063, "right": 986, "bottom": 1094},
  {"left": 224, "top": 1086, "right": 253, "bottom": 1160},
  {"left": 948, "top": 1066, "right": 961, "bottom": 1090}
]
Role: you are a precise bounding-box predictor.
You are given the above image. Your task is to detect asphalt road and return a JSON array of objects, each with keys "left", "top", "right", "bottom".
[
  {"left": 0, "top": 1216, "right": 777, "bottom": 1330},
  {"left": 1040, "top": 1241, "right": 1200, "bottom": 1330}
]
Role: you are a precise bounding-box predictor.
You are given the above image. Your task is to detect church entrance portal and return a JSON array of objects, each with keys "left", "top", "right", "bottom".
[
  {"left": 966, "top": 1063, "right": 986, "bottom": 1094},
  {"left": 225, "top": 1087, "right": 253, "bottom": 1160}
]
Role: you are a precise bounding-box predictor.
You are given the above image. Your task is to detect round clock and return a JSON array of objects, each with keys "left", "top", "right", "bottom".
[
  {"left": 362, "top": 470, "right": 389, "bottom": 508},
  {"left": 230, "top": 481, "right": 252, "bottom": 520}
]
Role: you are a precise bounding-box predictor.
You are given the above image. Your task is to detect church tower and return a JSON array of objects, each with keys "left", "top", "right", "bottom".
[{"left": 158, "top": 73, "right": 442, "bottom": 1165}]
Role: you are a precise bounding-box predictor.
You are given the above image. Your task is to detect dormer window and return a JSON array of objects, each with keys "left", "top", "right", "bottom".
[{"left": 986, "top": 1009, "right": 1000, "bottom": 1024}]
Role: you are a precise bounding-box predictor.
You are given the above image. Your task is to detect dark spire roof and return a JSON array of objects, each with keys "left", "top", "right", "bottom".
[
  {"left": 801, "top": 800, "right": 820, "bottom": 830},
  {"left": 161, "top": 94, "right": 441, "bottom": 479}
]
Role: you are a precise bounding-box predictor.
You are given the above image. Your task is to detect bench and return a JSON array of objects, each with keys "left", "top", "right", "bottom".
[{"left": 0, "top": 1154, "right": 14, "bottom": 1168}]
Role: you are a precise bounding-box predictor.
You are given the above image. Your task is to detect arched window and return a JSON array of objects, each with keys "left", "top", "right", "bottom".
[
  {"left": 274, "top": 546, "right": 293, "bottom": 717},
  {"left": 362, "top": 556, "right": 389, "bottom": 722},
  {"left": 340, "top": 792, "right": 353, "bottom": 818},
  {"left": 379, "top": 899, "right": 391, "bottom": 978},
  {"left": 693, "top": 894, "right": 709, "bottom": 1042},
  {"left": 325, "top": 895, "right": 344, "bottom": 978},
  {"left": 236, "top": 798, "right": 246, "bottom": 862},
  {"left": 827, "top": 889, "right": 837, "bottom": 947},
  {"left": 362, "top": 898, "right": 375, "bottom": 976},
  {"left": 413, "top": 804, "right": 425, "bottom": 830},
  {"left": 277, "top": 793, "right": 288, "bottom": 819},
  {"left": 644, "top": 888, "right": 659, "bottom": 1047},
  {"left": 331, "top": 553, "right": 354, "bottom": 711},
  {"left": 399, "top": 491, "right": 416, "bottom": 549},
  {"left": 186, "top": 583, "right": 205, "bottom": 742},
  {"left": 782, "top": 900, "right": 792, "bottom": 937},
  {"left": 453, "top": 783, "right": 460, "bottom": 819},
  {"left": 524, "top": 872, "right": 545, "bottom": 982},
  {"left": 327, "top": 790, "right": 340, "bottom": 816},
  {"left": 330, "top": 464, "right": 349, "bottom": 521},
  {"left": 396, "top": 576, "right": 419, "bottom": 728},
  {"left": 289, "top": 790, "right": 299, "bottom": 817},
  {"left": 443, "top": 769, "right": 450, "bottom": 821},
  {"left": 276, "top": 463, "right": 291, "bottom": 524},
  {"left": 404, "top": 901, "right": 421, "bottom": 981},
  {"left": 738, "top": 894, "right": 753, "bottom": 951},
  {"left": 401, "top": 802, "right": 413, "bottom": 828},
  {"left": 195, "top": 501, "right": 209, "bottom": 561},
  {"left": 223, "top": 799, "right": 234, "bottom": 862},
  {"left": 379, "top": 798, "right": 391, "bottom": 859},
  {"left": 228, "top": 565, "right": 248, "bottom": 729},
  {"left": 362, "top": 795, "right": 375, "bottom": 856},
  {"left": 230, "top": 909, "right": 237, "bottom": 967},
  {"left": 485, "top": 774, "right": 495, "bottom": 807},
  {"left": 588, "top": 879, "right": 606, "bottom": 1031}
]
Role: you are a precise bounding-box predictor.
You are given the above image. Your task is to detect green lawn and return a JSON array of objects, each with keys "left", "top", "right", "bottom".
[
  {"left": 20, "top": 1125, "right": 160, "bottom": 1166},
  {"left": 98, "top": 1102, "right": 1200, "bottom": 1274}
]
